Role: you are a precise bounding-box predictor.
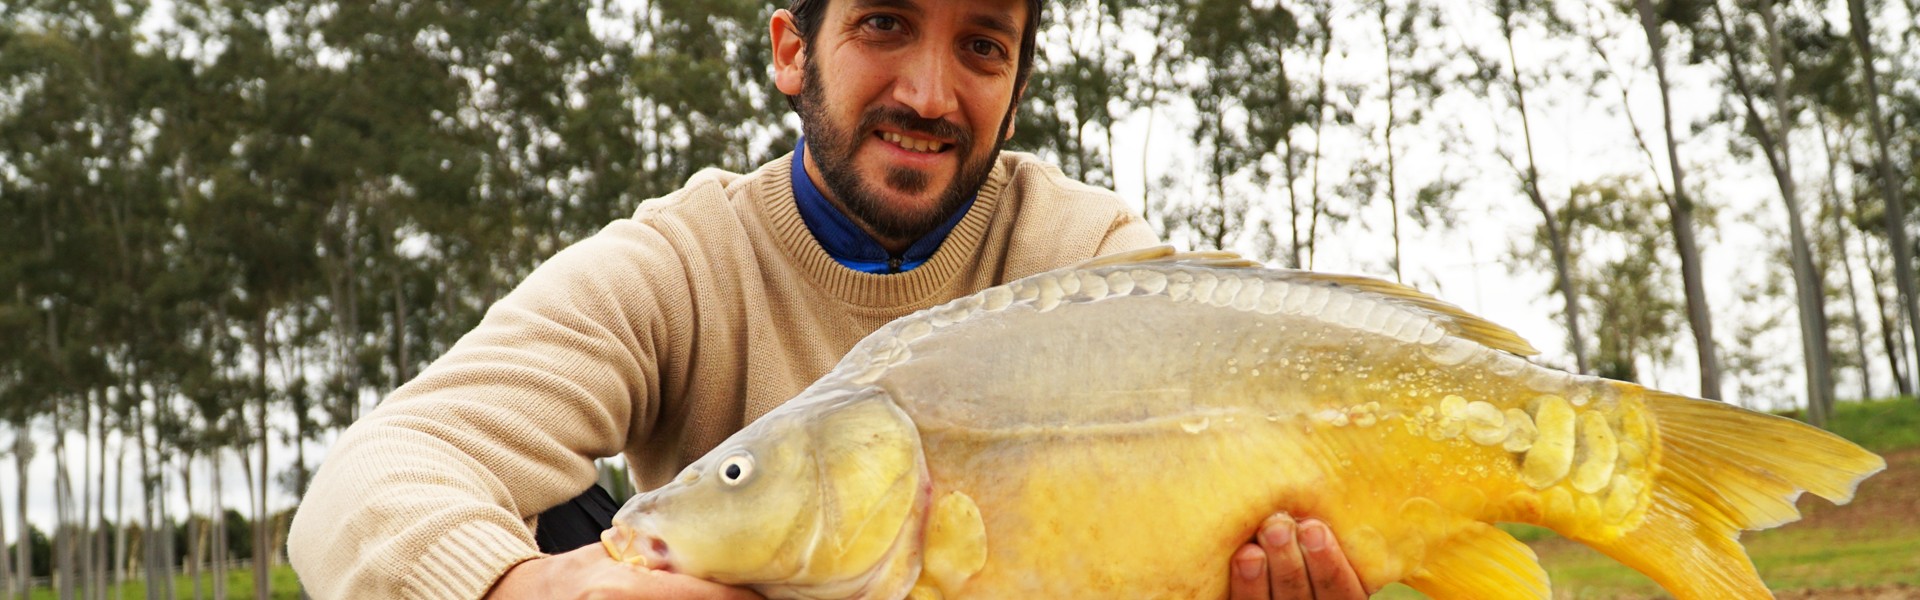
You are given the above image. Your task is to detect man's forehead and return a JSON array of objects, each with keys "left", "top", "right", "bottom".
[{"left": 840, "top": 0, "right": 1026, "bottom": 40}]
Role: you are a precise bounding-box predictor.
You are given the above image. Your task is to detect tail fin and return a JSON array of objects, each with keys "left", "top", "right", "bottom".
[{"left": 1587, "top": 390, "right": 1885, "bottom": 599}]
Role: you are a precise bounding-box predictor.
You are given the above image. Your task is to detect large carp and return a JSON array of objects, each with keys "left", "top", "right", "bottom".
[{"left": 600, "top": 247, "right": 1885, "bottom": 599}]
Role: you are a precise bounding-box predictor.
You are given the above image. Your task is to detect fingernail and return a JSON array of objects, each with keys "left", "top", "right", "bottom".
[
  {"left": 1260, "top": 521, "right": 1293, "bottom": 548},
  {"left": 1234, "top": 555, "right": 1262, "bottom": 580},
  {"left": 1300, "top": 522, "right": 1328, "bottom": 551}
]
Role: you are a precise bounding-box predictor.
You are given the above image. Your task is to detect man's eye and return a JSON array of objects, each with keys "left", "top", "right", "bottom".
[
  {"left": 865, "top": 15, "right": 901, "bottom": 32},
  {"left": 969, "top": 39, "right": 1005, "bottom": 59}
]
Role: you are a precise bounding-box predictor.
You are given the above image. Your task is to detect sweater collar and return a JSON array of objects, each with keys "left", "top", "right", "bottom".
[
  {"left": 790, "top": 138, "right": 977, "bottom": 274},
  {"left": 757, "top": 148, "right": 1009, "bottom": 310}
]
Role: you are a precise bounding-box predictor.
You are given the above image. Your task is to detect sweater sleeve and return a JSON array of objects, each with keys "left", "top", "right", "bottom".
[
  {"left": 1095, "top": 209, "right": 1162, "bottom": 256},
  {"left": 288, "top": 219, "right": 687, "bottom": 600}
]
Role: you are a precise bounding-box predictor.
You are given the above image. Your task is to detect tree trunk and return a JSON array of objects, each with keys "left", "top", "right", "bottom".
[
  {"left": 114, "top": 434, "right": 127, "bottom": 598},
  {"left": 1715, "top": 0, "right": 1835, "bottom": 423},
  {"left": 252, "top": 316, "right": 272, "bottom": 600},
  {"left": 1500, "top": 7, "right": 1589, "bottom": 373},
  {"left": 1637, "top": 0, "right": 1722, "bottom": 400},
  {"left": 1820, "top": 112, "right": 1878, "bottom": 402},
  {"left": 13, "top": 431, "right": 30, "bottom": 600},
  {"left": 182, "top": 453, "right": 200, "bottom": 600},
  {"left": 1846, "top": 0, "right": 1920, "bottom": 397},
  {"left": 1765, "top": 0, "right": 1835, "bottom": 424},
  {"left": 212, "top": 449, "right": 227, "bottom": 600},
  {"left": 1378, "top": 2, "right": 1404, "bottom": 282},
  {"left": 1867, "top": 239, "right": 1916, "bottom": 396},
  {"left": 134, "top": 395, "right": 163, "bottom": 600},
  {"left": 1, "top": 429, "right": 11, "bottom": 600},
  {"left": 55, "top": 398, "right": 77, "bottom": 600},
  {"left": 1306, "top": 9, "right": 1333, "bottom": 271}
]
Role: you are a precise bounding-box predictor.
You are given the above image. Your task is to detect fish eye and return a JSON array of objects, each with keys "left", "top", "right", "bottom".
[{"left": 719, "top": 454, "right": 754, "bottom": 486}]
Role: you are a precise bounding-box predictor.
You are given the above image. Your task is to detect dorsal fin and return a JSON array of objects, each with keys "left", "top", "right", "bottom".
[
  {"left": 1074, "top": 245, "right": 1260, "bottom": 270},
  {"left": 1272, "top": 270, "right": 1540, "bottom": 357},
  {"left": 1076, "top": 246, "right": 1540, "bottom": 357}
]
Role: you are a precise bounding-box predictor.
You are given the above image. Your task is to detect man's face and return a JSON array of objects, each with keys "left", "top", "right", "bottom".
[{"left": 774, "top": 0, "right": 1027, "bottom": 245}]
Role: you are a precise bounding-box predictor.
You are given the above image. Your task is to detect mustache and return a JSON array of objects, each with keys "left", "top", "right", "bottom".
[{"left": 859, "top": 107, "right": 971, "bottom": 146}]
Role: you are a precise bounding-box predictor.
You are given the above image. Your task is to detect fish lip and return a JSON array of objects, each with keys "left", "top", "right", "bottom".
[{"left": 601, "top": 518, "right": 673, "bottom": 572}]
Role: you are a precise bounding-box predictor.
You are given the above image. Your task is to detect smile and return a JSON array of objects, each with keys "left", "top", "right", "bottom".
[{"left": 879, "top": 131, "right": 950, "bottom": 154}]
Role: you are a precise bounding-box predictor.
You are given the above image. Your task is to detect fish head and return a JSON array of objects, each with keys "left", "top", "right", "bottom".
[{"left": 605, "top": 386, "right": 930, "bottom": 597}]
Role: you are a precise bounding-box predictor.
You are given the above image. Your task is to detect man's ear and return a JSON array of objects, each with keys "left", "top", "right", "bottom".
[{"left": 771, "top": 9, "right": 808, "bottom": 97}]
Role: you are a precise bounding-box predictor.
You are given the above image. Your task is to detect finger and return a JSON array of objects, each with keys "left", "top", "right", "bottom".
[
  {"left": 1226, "top": 543, "right": 1268, "bottom": 600},
  {"left": 1298, "top": 519, "right": 1371, "bottom": 599},
  {"left": 1259, "top": 513, "right": 1313, "bottom": 598}
]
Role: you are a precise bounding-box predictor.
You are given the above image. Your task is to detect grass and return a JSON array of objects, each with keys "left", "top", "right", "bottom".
[
  {"left": 1373, "top": 526, "right": 1920, "bottom": 599},
  {"left": 25, "top": 564, "right": 304, "bottom": 600},
  {"left": 1824, "top": 396, "right": 1920, "bottom": 453}
]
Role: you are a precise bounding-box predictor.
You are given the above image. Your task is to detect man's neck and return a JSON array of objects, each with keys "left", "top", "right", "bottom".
[{"left": 800, "top": 147, "right": 914, "bottom": 255}]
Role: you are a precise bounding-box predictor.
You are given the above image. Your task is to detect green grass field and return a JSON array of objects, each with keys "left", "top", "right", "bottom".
[{"left": 25, "top": 564, "right": 304, "bottom": 600}]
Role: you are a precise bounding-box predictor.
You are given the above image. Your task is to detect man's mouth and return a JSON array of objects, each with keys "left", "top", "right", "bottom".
[{"left": 878, "top": 131, "right": 950, "bottom": 154}]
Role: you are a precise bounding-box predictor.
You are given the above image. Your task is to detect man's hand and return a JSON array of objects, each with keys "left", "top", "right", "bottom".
[
  {"left": 1228, "top": 513, "right": 1373, "bottom": 600},
  {"left": 485, "top": 540, "right": 765, "bottom": 600}
]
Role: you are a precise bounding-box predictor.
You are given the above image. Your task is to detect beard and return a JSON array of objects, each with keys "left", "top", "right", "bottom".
[{"left": 795, "top": 60, "right": 1012, "bottom": 243}]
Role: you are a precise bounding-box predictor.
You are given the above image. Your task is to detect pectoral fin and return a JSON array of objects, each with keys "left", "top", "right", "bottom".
[
  {"left": 1400, "top": 521, "right": 1549, "bottom": 600},
  {"left": 915, "top": 491, "right": 987, "bottom": 598}
]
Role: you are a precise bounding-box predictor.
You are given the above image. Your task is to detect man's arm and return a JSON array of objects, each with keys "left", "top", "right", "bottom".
[
  {"left": 486, "top": 543, "right": 764, "bottom": 600},
  {"left": 288, "top": 223, "right": 686, "bottom": 600}
]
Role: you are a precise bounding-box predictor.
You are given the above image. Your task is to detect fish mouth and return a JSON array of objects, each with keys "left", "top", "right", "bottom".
[{"left": 601, "top": 520, "right": 674, "bottom": 573}]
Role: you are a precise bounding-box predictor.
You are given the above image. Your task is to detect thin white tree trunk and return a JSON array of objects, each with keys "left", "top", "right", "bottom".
[
  {"left": 1, "top": 428, "right": 11, "bottom": 600},
  {"left": 13, "top": 432, "right": 31, "bottom": 600},
  {"left": 212, "top": 449, "right": 226, "bottom": 600}
]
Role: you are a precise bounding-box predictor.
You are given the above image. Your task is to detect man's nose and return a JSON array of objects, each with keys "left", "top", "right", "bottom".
[{"left": 892, "top": 49, "right": 960, "bottom": 120}]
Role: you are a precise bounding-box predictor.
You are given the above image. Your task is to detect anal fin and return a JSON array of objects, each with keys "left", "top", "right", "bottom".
[{"left": 1401, "top": 521, "right": 1549, "bottom": 600}]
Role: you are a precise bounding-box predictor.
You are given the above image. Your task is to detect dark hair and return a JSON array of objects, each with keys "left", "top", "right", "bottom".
[{"left": 783, "top": 0, "right": 1042, "bottom": 112}]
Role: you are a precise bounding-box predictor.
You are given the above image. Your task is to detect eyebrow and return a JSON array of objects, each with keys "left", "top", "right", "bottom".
[
  {"left": 851, "top": 0, "right": 922, "bottom": 15},
  {"left": 967, "top": 12, "right": 1020, "bottom": 42},
  {"left": 849, "top": 0, "right": 1021, "bottom": 42}
]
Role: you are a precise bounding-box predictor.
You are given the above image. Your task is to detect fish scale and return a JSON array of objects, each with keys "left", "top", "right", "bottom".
[{"left": 604, "top": 247, "right": 1884, "bottom": 600}]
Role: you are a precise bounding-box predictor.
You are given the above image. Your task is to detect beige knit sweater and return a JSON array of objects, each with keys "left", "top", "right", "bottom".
[{"left": 286, "top": 151, "right": 1159, "bottom": 600}]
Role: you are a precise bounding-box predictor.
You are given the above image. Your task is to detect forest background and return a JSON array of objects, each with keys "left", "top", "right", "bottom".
[{"left": 2, "top": 0, "right": 1918, "bottom": 597}]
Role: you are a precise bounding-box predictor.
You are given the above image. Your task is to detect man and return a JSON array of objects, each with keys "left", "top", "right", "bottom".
[{"left": 288, "top": 0, "right": 1372, "bottom": 598}]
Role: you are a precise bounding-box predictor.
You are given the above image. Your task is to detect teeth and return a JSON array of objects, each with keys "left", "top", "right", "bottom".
[{"left": 882, "top": 132, "right": 945, "bottom": 153}]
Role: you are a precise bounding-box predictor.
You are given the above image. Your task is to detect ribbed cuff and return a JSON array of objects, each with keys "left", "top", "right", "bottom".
[{"left": 403, "top": 520, "right": 542, "bottom": 600}]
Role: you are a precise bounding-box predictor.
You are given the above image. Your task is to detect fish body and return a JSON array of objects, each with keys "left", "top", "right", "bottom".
[{"left": 604, "top": 248, "right": 1885, "bottom": 599}]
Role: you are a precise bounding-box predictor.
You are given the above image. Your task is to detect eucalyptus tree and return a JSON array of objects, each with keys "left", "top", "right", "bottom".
[
  {"left": 1806, "top": 39, "right": 1887, "bottom": 403},
  {"left": 1702, "top": 0, "right": 1836, "bottom": 424},
  {"left": 1561, "top": 178, "right": 1686, "bottom": 383},
  {"left": 1618, "top": 0, "right": 1725, "bottom": 399},
  {"left": 1156, "top": 0, "right": 1299, "bottom": 259},
  {"left": 1290, "top": 2, "right": 1359, "bottom": 271},
  {"left": 1012, "top": 0, "right": 1134, "bottom": 188},
  {"left": 1468, "top": 0, "right": 1591, "bottom": 373},
  {"left": 1846, "top": 0, "right": 1919, "bottom": 397},
  {"left": 1120, "top": 0, "right": 1195, "bottom": 229},
  {"left": 1365, "top": 0, "right": 1450, "bottom": 282}
]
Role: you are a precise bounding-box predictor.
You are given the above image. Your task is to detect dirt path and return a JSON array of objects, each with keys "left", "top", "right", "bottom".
[{"left": 1792, "top": 446, "right": 1920, "bottom": 532}]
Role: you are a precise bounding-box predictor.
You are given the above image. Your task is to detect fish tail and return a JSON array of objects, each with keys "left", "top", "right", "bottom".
[{"left": 1584, "top": 389, "right": 1885, "bottom": 600}]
